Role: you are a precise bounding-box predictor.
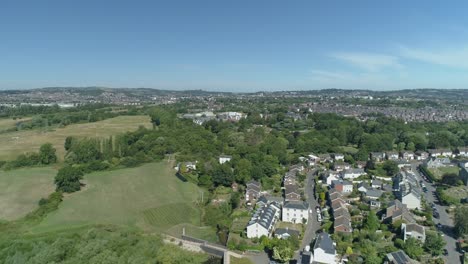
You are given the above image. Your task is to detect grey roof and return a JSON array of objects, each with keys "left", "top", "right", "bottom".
[
  {"left": 247, "top": 204, "right": 278, "bottom": 230},
  {"left": 257, "top": 196, "right": 268, "bottom": 205},
  {"left": 358, "top": 182, "right": 371, "bottom": 189},
  {"left": 285, "top": 184, "right": 299, "bottom": 194},
  {"left": 332, "top": 180, "right": 353, "bottom": 186},
  {"left": 246, "top": 180, "right": 261, "bottom": 188},
  {"left": 284, "top": 201, "right": 309, "bottom": 210},
  {"left": 372, "top": 179, "right": 383, "bottom": 186},
  {"left": 404, "top": 223, "right": 425, "bottom": 234},
  {"left": 300, "top": 251, "right": 312, "bottom": 264},
  {"left": 366, "top": 188, "right": 383, "bottom": 198},
  {"left": 275, "top": 228, "right": 300, "bottom": 237},
  {"left": 313, "top": 232, "right": 335, "bottom": 254},
  {"left": 386, "top": 250, "right": 414, "bottom": 264},
  {"left": 343, "top": 168, "right": 365, "bottom": 174}
]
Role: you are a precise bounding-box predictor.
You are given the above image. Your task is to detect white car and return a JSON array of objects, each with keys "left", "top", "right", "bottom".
[{"left": 317, "top": 214, "right": 322, "bottom": 222}]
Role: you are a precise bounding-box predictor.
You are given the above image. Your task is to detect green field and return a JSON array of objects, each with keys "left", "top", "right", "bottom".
[
  {"left": 0, "top": 118, "right": 30, "bottom": 132},
  {"left": 32, "top": 162, "right": 213, "bottom": 237},
  {"left": 444, "top": 186, "right": 468, "bottom": 201},
  {"left": 429, "top": 166, "right": 460, "bottom": 180},
  {"left": 0, "top": 115, "right": 151, "bottom": 161},
  {"left": 0, "top": 166, "right": 57, "bottom": 220}
]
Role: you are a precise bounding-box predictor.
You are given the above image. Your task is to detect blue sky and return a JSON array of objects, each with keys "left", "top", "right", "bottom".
[{"left": 1, "top": 0, "right": 468, "bottom": 91}]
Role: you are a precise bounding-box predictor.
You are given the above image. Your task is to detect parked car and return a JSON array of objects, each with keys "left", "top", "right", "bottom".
[
  {"left": 433, "top": 211, "right": 440, "bottom": 219},
  {"left": 443, "top": 249, "right": 448, "bottom": 256}
]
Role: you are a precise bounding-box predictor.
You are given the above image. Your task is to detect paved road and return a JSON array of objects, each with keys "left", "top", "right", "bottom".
[
  {"left": 295, "top": 168, "right": 321, "bottom": 260},
  {"left": 412, "top": 162, "right": 461, "bottom": 264}
]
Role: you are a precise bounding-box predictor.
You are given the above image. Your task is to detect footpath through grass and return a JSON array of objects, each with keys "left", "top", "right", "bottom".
[
  {"left": 0, "top": 166, "right": 57, "bottom": 221},
  {"left": 32, "top": 162, "right": 216, "bottom": 239}
]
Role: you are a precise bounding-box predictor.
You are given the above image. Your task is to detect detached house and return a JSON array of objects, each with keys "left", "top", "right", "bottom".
[
  {"left": 385, "top": 200, "right": 415, "bottom": 224},
  {"left": 245, "top": 180, "right": 261, "bottom": 202},
  {"left": 414, "top": 150, "right": 429, "bottom": 161},
  {"left": 386, "top": 250, "right": 418, "bottom": 264},
  {"left": 312, "top": 232, "right": 337, "bottom": 264},
  {"left": 371, "top": 179, "right": 383, "bottom": 189},
  {"left": 457, "top": 147, "right": 468, "bottom": 157},
  {"left": 402, "top": 223, "right": 426, "bottom": 243},
  {"left": 218, "top": 155, "right": 232, "bottom": 164},
  {"left": 341, "top": 168, "right": 365, "bottom": 180},
  {"left": 365, "top": 188, "right": 383, "bottom": 200},
  {"left": 370, "top": 152, "right": 385, "bottom": 162},
  {"left": 332, "top": 153, "right": 344, "bottom": 161},
  {"left": 386, "top": 151, "right": 399, "bottom": 160},
  {"left": 282, "top": 201, "right": 309, "bottom": 224},
  {"left": 322, "top": 171, "right": 340, "bottom": 185},
  {"left": 401, "top": 151, "right": 415, "bottom": 160}
]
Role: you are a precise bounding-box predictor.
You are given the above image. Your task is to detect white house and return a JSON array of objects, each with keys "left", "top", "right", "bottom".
[
  {"left": 386, "top": 151, "right": 399, "bottom": 160},
  {"left": 341, "top": 168, "right": 365, "bottom": 180},
  {"left": 219, "top": 155, "right": 232, "bottom": 164},
  {"left": 402, "top": 223, "right": 426, "bottom": 243},
  {"left": 332, "top": 153, "right": 344, "bottom": 161},
  {"left": 282, "top": 201, "right": 309, "bottom": 224},
  {"left": 323, "top": 171, "right": 340, "bottom": 185},
  {"left": 457, "top": 147, "right": 468, "bottom": 157},
  {"left": 312, "top": 232, "right": 336, "bottom": 264},
  {"left": 401, "top": 151, "right": 415, "bottom": 160},
  {"left": 246, "top": 203, "right": 280, "bottom": 238},
  {"left": 401, "top": 188, "right": 422, "bottom": 210}
]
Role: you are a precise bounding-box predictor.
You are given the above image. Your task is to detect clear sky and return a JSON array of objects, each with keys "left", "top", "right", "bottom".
[{"left": 2, "top": 0, "right": 468, "bottom": 91}]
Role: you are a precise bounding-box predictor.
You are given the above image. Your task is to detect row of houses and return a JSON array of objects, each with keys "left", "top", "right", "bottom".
[
  {"left": 182, "top": 111, "right": 245, "bottom": 125},
  {"left": 246, "top": 196, "right": 309, "bottom": 238},
  {"left": 328, "top": 188, "right": 352, "bottom": 234},
  {"left": 246, "top": 164, "right": 310, "bottom": 238},
  {"left": 370, "top": 147, "right": 468, "bottom": 162}
]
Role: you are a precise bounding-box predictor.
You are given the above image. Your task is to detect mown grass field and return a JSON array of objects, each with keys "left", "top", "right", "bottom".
[
  {"left": 0, "top": 166, "right": 57, "bottom": 220},
  {"left": 32, "top": 162, "right": 215, "bottom": 239},
  {"left": 0, "top": 115, "right": 151, "bottom": 161}
]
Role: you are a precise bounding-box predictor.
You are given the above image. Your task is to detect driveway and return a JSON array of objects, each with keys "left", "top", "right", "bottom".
[{"left": 413, "top": 162, "right": 461, "bottom": 264}]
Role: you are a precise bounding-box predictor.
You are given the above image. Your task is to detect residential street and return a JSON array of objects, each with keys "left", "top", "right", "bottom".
[
  {"left": 295, "top": 168, "right": 321, "bottom": 260},
  {"left": 412, "top": 162, "right": 461, "bottom": 264}
]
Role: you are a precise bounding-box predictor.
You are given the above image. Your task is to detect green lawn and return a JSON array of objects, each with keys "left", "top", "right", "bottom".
[
  {"left": 0, "top": 115, "right": 151, "bottom": 161},
  {"left": 429, "top": 166, "right": 460, "bottom": 180},
  {"left": 444, "top": 186, "right": 468, "bottom": 201},
  {"left": 32, "top": 162, "right": 206, "bottom": 235},
  {"left": 0, "top": 166, "right": 57, "bottom": 220},
  {"left": 0, "top": 117, "right": 30, "bottom": 133}
]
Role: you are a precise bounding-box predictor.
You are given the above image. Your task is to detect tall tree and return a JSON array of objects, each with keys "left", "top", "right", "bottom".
[
  {"left": 455, "top": 206, "right": 468, "bottom": 237},
  {"left": 54, "top": 166, "right": 84, "bottom": 193},
  {"left": 424, "top": 231, "right": 446, "bottom": 256},
  {"left": 39, "top": 143, "right": 57, "bottom": 165},
  {"left": 364, "top": 210, "right": 379, "bottom": 232}
]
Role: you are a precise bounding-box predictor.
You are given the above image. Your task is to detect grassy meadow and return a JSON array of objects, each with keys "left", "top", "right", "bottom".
[
  {"left": 0, "top": 118, "right": 30, "bottom": 133},
  {"left": 0, "top": 167, "right": 57, "bottom": 220},
  {"left": 32, "top": 162, "right": 217, "bottom": 240},
  {"left": 0, "top": 115, "right": 151, "bottom": 161},
  {"left": 429, "top": 166, "right": 460, "bottom": 180}
]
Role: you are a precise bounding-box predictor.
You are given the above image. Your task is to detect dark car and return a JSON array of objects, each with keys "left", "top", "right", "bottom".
[
  {"left": 443, "top": 249, "right": 448, "bottom": 256},
  {"left": 433, "top": 211, "right": 440, "bottom": 219},
  {"left": 436, "top": 223, "right": 442, "bottom": 229}
]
